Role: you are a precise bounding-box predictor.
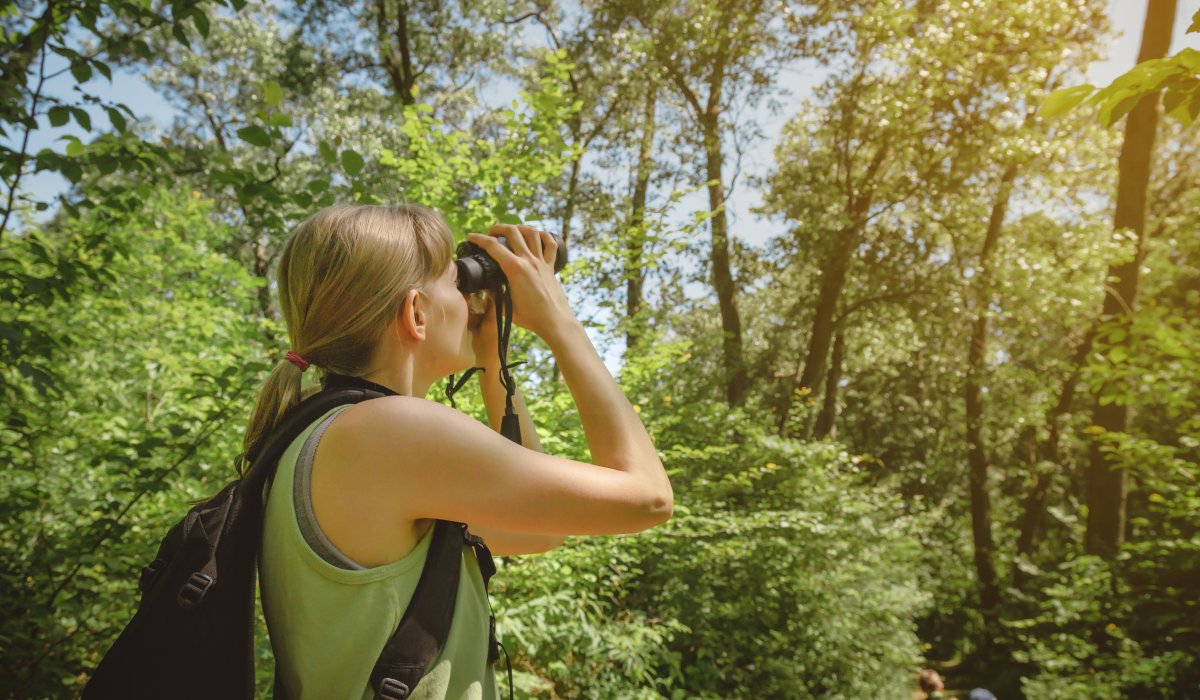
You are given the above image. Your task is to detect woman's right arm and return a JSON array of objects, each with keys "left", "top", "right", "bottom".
[{"left": 337, "top": 225, "right": 672, "bottom": 537}]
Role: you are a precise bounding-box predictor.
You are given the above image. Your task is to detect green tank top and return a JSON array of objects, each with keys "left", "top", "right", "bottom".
[{"left": 260, "top": 405, "right": 499, "bottom": 700}]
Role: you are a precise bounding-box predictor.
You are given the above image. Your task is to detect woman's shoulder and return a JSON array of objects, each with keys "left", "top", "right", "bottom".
[{"left": 321, "top": 395, "right": 472, "bottom": 459}]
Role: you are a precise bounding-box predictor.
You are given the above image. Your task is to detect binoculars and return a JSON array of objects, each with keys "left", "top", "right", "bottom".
[{"left": 455, "top": 233, "right": 568, "bottom": 296}]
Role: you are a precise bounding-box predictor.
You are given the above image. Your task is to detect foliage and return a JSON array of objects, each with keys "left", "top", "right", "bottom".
[
  {"left": 485, "top": 342, "right": 932, "bottom": 699},
  {"left": 0, "top": 189, "right": 267, "bottom": 697},
  {"left": 1042, "top": 9, "right": 1200, "bottom": 126},
  {"left": 1, "top": 0, "right": 1198, "bottom": 698}
]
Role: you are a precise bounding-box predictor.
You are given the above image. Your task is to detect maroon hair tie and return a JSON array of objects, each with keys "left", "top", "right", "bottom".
[{"left": 284, "top": 350, "right": 310, "bottom": 372}]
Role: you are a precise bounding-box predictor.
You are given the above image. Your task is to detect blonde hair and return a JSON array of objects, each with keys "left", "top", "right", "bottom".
[{"left": 241, "top": 204, "right": 454, "bottom": 465}]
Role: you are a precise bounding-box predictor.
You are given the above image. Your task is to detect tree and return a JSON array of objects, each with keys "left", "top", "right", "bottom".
[
  {"left": 1085, "top": 0, "right": 1178, "bottom": 558},
  {"left": 625, "top": 82, "right": 658, "bottom": 351},
  {"left": 284, "top": 0, "right": 518, "bottom": 120},
  {"left": 603, "top": 0, "right": 808, "bottom": 405}
]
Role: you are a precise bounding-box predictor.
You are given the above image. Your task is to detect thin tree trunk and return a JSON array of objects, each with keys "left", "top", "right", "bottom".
[
  {"left": 783, "top": 235, "right": 853, "bottom": 436},
  {"left": 1086, "top": 0, "right": 1176, "bottom": 558},
  {"left": 560, "top": 132, "right": 583, "bottom": 247},
  {"left": 814, "top": 331, "right": 845, "bottom": 439},
  {"left": 780, "top": 146, "right": 892, "bottom": 437},
  {"left": 1013, "top": 327, "right": 1096, "bottom": 589},
  {"left": 551, "top": 118, "right": 585, "bottom": 386},
  {"left": 964, "top": 163, "right": 1017, "bottom": 621},
  {"left": 626, "top": 86, "right": 656, "bottom": 352},
  {"left": 700, "top": 112, "right": 746, "bottom": 405},
  {"left": 254, "top": 239, "right": 273, "bottom": 319},
  {"left": 377, "top": 0, "right": 416, "bottom": 104}
]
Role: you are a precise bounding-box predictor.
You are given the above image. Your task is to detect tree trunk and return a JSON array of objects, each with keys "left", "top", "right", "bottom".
[
  {"left": 1013, "top": 327, "right": 1096, "bottom": 589},
  {"left": 550, "top": 119, "right": 585, "bottom": 386},
  {"left": 560, "top": 126, "right": 583, "bottom": 247},
  {"left": 254, "top": 238, "right": 277, "bottom": 344},
  {"left": 700, "top": 113, "right": 746, "bottom": 405},
  {"left": 254, "top": 239, "right": 272, "bottom": 318},
  {"left": 779, "top": 146, "right": 892, "bottom": 437},
  {"left": 814, "top": 331, "right": 845, "bottom": 439},
  {"left": 965, "top": 315, "right": 1001, "bottom": 618},
  {"left": 626, "top": 86, "right": 656, "bottom": 352},
  {"left": 1086, "top": 0, "right": 1176, "bottom": 558},
  {"left": 964, "top": 163, "right": 1017, "bottom": 620},
  {"left": 377, "top": 0, "right": 416, "bottom": 104},
  {"left": 782, "top": 236, "right": 853, "bottom": 437}
]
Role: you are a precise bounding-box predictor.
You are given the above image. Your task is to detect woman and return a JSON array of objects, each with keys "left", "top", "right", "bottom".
[{"left": 251, "top": 204, "right": 673, "bottom": 700}]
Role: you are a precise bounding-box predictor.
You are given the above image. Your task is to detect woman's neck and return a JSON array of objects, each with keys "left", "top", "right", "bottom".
[{"left": 362, "top": 355, "right": 432, "bottom": 399}]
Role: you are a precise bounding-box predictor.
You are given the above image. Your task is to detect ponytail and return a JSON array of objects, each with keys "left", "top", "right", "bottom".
[
  {"left": 240, "top": 204, "right": 454, "bottom": 468},
  {"left": 240, "top": 356, "right": 309, "bottom": 471}
]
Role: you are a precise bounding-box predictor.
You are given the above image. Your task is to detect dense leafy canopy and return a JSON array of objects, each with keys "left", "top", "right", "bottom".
[{"left": 1, "top": 0, "right": 1197, "bottom": 698}]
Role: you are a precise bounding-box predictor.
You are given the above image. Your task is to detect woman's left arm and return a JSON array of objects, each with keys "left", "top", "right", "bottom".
[
  {"left": 466, "top": 306, "right": 567, "bottom": 556},
  {"left": 472, "top": 383, "right": 569, "bottom": 555}
]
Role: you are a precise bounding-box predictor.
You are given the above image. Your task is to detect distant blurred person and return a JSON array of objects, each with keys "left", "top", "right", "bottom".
[{"left": 919, "top": 670, "right": 946, "bottom": 699}]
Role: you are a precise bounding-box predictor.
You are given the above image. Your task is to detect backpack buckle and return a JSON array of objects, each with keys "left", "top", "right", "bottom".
[
  {"left": 177, "top": 572, "right": 213, "bottom": 610},
  {"left": 378, "top": 678, "right": 410, "bottom": 700}
]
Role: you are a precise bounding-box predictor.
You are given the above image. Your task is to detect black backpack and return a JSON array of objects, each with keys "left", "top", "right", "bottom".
[{"left": 83, "top": 374, "right": 507, "bottom": 700}]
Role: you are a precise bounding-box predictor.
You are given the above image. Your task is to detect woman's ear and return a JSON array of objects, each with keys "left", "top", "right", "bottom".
[{"left": 399, "top": 289, "right": 427, "bottom": 342}]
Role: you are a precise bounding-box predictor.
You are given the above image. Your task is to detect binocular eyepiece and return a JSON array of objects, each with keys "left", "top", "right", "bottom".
[{"left": 455, "top": 233, "right": 568, "bottom": 296}]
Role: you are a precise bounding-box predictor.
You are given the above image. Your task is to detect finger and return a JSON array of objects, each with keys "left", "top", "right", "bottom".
[
  {"left": 538, "top": 230, "right": 557, "bottom": 265},
  {"left": 517, "top": 225, "right": 543, "bottom": 260},
  {"left": 488, "top": 223, "right": 531, "bottom": 258},
  {"left": 469, "top": 232, "right": 520, "bottom": 269}
]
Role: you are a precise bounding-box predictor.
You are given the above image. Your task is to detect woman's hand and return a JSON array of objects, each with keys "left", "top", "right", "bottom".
[{"left": 465, "top": 224, "right": 577, "bottom": 343}]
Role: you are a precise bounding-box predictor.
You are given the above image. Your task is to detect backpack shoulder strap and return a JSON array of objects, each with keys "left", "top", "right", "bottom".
[
  {"left": 367, "top": 522, "right": 507, "bottom": 700},
  {"left": 368, "top": 520, "right": 468, "bottom": 700}
]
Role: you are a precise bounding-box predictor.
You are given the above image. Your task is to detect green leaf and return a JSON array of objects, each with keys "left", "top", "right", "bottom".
[
  {"left": 70, "top": 108, "right": 91, "bottom": 132},
  {"left": 1100, "top": 92, "right": 1144, "bottom": 128},
  {"left": 236, "top": 125, "right": 272, "bottom": 148},
  {"left": 172, "top": 21, "right": 191, "bottom": 49},
  {"left": 70, "top": 61, "right": 93, "bottom": 84},
  {"left": 340, "top": 149, "right": 364, "bottom": 177},
  {"left": 1163, "top": 86, "right": 1190, "bottom": 114},
  {"left": 230, "top": 0, "right": 247, "bottom": 11},
  {"left": 319, "top": 140, "right": 337, "bottom": 164},
  {"left": 1188, "top": 7, "right": 1200, "bottom": 33},
  {"left": 267, "top": 112, "right": 292, "bottom": 127},
  {"left": 1039, "top": 85, "right": 1095, "bottom": 118},
  {"left": 133, "top": 40, "right": 152, "bottom": 60},
  {"left": 263, "top": 81, "right": 283, "bottom": 107},
  {"left": 191, "top": 8, "right": 210, "bottom": 38},
  {"left": 107, "top": 107, "right": 127, "bottom": 133},
  {"left": 48, "top": 106, "right": 69, "bottom": 127},
  {"left": 93, "top": 61, "right": 111, "bottom": 81},
  {"left": 1165, "top": 83, "right": 1200, "bottom": 126}
]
